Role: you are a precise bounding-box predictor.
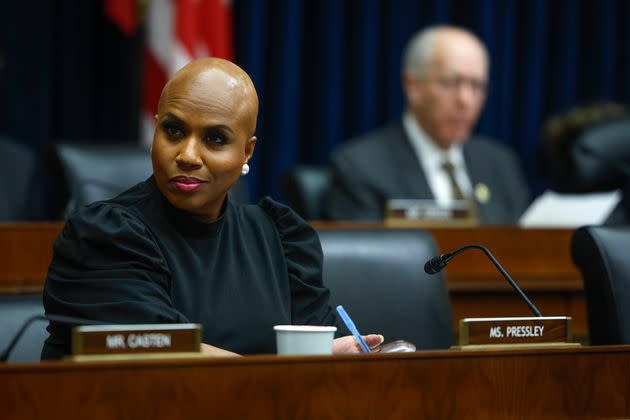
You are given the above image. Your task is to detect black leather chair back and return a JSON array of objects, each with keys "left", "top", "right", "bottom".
[
  {"left": 282, "top": 165, "right": 330, "bottom": 220},
  {"left": 48, "top": 142, "right": 250, "bottom": 218},
  {"left": 571, "top": 118, "right": 630, "bottom": 192},
  {"left": 0, "top": 294, "right": 47, "bottom": 362},
  {"left": 47, "top": 143, "right": 153, "bottom": 218},
  {"left": 0, "top": 137, "right": 35, "bottom": 220},
  {"left": 571, "top": 226, "right": 630, "bottom": 344},
  {"left": 318, "top": 228, "right": 454, "bottom": 350}
]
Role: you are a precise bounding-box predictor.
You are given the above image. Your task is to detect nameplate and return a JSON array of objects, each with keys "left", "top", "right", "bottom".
[
  {"left": 385, "top": 199, "right": 478, "bottom": 228},
  {"left": 458, "top": 317, "right": 572, "bottom": 346},
  {"left": 71, "top": 324, "right": 202, "bottom": 355}
]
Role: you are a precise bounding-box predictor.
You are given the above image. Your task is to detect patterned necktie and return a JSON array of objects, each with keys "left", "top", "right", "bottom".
[{"left": 441, "top": 160, "right": 465, "bottom": 201}]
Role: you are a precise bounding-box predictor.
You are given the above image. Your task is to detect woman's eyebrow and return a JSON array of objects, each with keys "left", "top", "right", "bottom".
[
  {"left": 162, "top": 112, "right": 182, "bottom": 122},
  {"left": 205, "top": 124, "right": 234, "bottom": 134},
  {"left": 162, "top": 112, "right": 234, "bottom": 134}
]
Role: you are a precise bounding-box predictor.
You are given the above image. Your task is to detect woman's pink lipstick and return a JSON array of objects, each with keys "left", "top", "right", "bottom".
[{"left": 170, "top": 176, "right": 205, "bottom": 192}]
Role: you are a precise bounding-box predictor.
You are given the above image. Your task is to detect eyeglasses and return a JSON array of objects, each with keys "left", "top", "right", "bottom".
[{"left": 432, "top": 75, "right": 488, "bottom": 96}]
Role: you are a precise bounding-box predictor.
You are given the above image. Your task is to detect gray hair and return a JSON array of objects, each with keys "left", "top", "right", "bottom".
[{"left": 402, "top": 25, "right": 487, "bottom": 77}]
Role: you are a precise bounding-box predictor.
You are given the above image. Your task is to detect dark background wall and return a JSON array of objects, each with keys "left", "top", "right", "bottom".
[{"left": 1, "top": 0, "right": 629, "bottom": 206}]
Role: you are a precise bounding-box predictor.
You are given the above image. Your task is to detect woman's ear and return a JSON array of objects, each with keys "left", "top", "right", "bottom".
[{"left": 245, "top": 136, "right": 257, "bottom": 160}]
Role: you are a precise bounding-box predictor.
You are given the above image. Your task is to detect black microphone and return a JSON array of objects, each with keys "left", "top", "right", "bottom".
[
  {"left": 0, "top": 313, "right": 107, "bottom": 362},
  {"left": 424, "top": 244, "right": 543, "bottom": 317}
]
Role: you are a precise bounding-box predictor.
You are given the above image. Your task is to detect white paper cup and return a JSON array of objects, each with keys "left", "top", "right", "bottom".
[{"left": 274, "top": 325, "right": 337, "bottom": 355}]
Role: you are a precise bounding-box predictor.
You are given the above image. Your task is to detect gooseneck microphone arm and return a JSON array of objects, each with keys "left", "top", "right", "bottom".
[
  {"left": 1, "top": 313, "right": 107, "bottom": 362},
  {"left": 425, "top": 244, "right": 543, "bottom": 318}
]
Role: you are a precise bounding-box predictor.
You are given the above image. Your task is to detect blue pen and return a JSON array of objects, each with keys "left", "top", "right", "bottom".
[{"left": 336, "top": 305, "right": 371, "bottom": 353}]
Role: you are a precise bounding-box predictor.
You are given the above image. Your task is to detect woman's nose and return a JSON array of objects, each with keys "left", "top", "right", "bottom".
[{"left": 175, "top": 137, "right": 203, "bottom": 169}]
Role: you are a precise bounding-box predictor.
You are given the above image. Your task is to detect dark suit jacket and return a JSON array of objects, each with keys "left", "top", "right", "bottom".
[{"left": 325, "top": 122, "right": 530, "bottom": 224}]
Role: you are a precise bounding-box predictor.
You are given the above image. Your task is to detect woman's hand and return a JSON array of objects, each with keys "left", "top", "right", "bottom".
[
  {"left": 332, "top": 334, "right": 384, "bottom": 354},
  {"left": 201, "top": 343, "right": 241, "bottom": 357}
]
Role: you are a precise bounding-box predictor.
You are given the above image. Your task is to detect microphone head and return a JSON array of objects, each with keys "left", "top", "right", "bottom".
[{"left": 424, "top": 255, "right": 447, "bottom": 274}]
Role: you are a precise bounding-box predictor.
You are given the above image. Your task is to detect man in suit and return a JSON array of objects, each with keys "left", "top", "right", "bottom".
[{"left": 325, "top": 25, "right": 529, "bottom": 223}]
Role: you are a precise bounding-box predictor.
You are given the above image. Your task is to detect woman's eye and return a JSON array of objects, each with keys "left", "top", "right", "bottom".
[
  {"left": 205, "top": 132, "right": 228, "bottom": 145},
  {"left": 162, "top": 122, "right": 184, "bottom": 138}
]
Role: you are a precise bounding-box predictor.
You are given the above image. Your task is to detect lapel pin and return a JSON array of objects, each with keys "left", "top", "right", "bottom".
[{"left": 474, "top": 183, "right": 491, "bottom": 204}]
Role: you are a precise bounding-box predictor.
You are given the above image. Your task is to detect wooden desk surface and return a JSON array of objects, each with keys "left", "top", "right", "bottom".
[
  {"left": 0, "top": 223, "right": 586, "bottom": 337},
  {"left": 1, "top": 346, "right": 628, "bottom": 419}
]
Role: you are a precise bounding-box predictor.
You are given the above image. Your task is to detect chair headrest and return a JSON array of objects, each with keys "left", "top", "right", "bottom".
[
  {"left": 51, "top": 142, "right": 153, "bottom": 217},
  {"left": 282, "top": 165, "right": 331, "bottom": 220},
  {"left": 0, "top": 137, "right": 35, "bottom": 220},
  {"left": 317, "top": 228, "right": 454, "bottom": 349},
  {"left": 571, "top": 119, "right": 630, "bottom": 191}
]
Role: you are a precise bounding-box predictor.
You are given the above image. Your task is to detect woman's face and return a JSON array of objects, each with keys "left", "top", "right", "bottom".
[{"left": 151, "top": 69, "right": 256, "bottom": 220}]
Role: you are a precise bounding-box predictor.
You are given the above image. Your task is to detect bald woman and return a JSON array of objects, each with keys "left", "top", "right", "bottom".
[{"left": 42, "top": 58, "right": 382, "bottom": 359}]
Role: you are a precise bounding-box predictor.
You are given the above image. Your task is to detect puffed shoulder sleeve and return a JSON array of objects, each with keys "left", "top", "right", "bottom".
[
  {"left": 258, "top": 197, "right": 339, "bottom": 330},
  {"left": 42, "top": 204, "right": 188, "bottom": 358}
]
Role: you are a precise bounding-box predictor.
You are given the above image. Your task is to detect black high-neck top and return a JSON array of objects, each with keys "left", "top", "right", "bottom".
[{"left": 42, "top": 176, "right": 337, "bottom": 359}]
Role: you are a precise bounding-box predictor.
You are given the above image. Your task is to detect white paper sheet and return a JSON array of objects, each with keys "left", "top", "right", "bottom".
[{"left": 518, "top": 189, "right": 622, "bottom": 228}]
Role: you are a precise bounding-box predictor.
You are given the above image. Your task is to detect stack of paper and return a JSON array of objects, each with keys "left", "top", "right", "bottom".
[{"left": 518, "top": 190, "right": 622, "bottom": 228}]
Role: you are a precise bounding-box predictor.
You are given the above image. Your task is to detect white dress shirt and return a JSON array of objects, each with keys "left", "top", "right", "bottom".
[{"left": 402, "top": 111, "right": 473, "bottom": 207}]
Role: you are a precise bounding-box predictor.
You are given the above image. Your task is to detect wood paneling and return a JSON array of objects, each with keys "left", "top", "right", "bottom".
[
  {"left": 1, "top": 346, "right": 628, "bottom": 419},
  {"left": 0, "top": 223, "right": 62, "bottom": 294},
  {"left": 429, "top": 227, "right": 586, "bottom": 340}
]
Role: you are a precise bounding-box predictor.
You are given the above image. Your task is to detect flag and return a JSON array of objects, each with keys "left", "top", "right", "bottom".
[
  {"left": 104, "top": 0, "right": 138, "bottom": 35},
  {"left": 141, "top": 0, "right": 234, "bottom": 145}
]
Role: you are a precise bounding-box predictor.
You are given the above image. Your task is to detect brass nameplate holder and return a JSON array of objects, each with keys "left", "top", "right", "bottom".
[
  {"left": 385, "top": 199, "right": 479, "bottom": 228},
  {"left": 69, "top": 323, "right": 202, "bottom": 361},
  {"left": 456, "top": 316, "right": 578, "bottom": 350}
]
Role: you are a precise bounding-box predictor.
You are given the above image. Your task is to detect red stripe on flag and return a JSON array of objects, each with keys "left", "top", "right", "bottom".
[
  {"left": 175, "top": 0, "right": 199, "bottom": 59},
  {"left": 142, "top": 50, "right": 168, "bottom": 116},
  {"left": 104, "top": 0, "right": 138, "bottom": 35},
  {"left": 201, "top": 0, "right": 234, "bottom": 60},
  {"left": 174, "top": 0, "right": 233, "bottom": 60}
]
